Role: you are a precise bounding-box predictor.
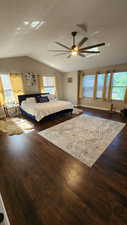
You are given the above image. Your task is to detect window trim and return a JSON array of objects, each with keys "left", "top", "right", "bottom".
[
  {"left": 82, "top": 74, "right": 96, "bottom": 98},
  {"left": 111, "top": 72, "right": 127, "bottom": 101},
  {"left": 43, "top": 76, "right": 56, "bottom": 95},
  {"left": 80, "top": 71, "right": 127, "bottom": 102},
  {"left": 0, "top": 74, "right": 15, "bottom": 104},
  {"left": 96, "top": 73, "right": 105, "bottom": 99}
]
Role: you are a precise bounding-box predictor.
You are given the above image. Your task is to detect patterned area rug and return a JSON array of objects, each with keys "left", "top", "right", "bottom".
[
  {"left": 0, "top": 194, "right": 10, "bottom": 225},
  {"left": 39, "top": 114, "right": 125, "bottom": 167},
  {"left": 0, "top": 118, "right": 34, "bottom": 135}
]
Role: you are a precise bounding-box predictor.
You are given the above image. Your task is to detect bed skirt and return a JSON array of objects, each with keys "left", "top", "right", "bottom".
[{"left": 20, "top": 107, "right": 73, "bottom": 122}]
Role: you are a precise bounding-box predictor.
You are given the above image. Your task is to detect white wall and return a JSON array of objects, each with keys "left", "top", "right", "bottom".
[
  {"left": 63, "top": 71, "right": 78, "bottom": 105},
  {"left": 0, "top": 56, "right": 64, "bottom": 99},
  {"left": 0, "top": 56, "right": 60, "bottom": 74}
]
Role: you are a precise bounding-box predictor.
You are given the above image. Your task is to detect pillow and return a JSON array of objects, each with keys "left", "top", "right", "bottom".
[
  {"left": 36, "top": 96, "right": 49, "bottom": 103},
  {"left": 21, "top": 100, "right": 26, "bottom": 106},
  {"left": 26, "top": 97, "right": 36, "bottom": 103}
]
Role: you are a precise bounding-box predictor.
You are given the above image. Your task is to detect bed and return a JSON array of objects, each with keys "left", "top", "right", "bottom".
[{"left": 18, "top": 93, "right": 73, "bottom": 122}]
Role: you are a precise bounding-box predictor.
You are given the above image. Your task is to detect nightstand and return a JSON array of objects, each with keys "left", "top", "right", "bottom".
[
  {"left": 0, "top": 107, "right": 6, "bottom": 119},
  {"left": 4, "top": 104, "right": 21, "bottom": 117}
]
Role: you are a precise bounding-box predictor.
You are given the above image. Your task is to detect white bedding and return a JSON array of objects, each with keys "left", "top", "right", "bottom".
[{"left": 21, "top": 100, "right": 73, "bottom": 121}]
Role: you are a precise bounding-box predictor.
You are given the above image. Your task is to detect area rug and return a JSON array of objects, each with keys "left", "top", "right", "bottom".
[
  {"left": 0, "top": 194, "right": 10, "bottom": 225},
  {"left": 72, "top": 108, "right": 83, "bottom": 114},
  {"left": 39, "top": 114, "right": 125, "bottom": 167},
  {"left": 0, "top": 118, "right": 34, "bottom": 135}
]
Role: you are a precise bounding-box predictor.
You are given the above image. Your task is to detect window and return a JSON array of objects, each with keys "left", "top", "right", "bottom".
[
  {"left": 83, "top": 75, "right": 95, "bottom": 97},
  {"left": 43, "top": 76, "right": 56, "bottom": 95},
  {"left": 1, "top": 74, "right": 15, "bottom": 104},
  {"left": 96, "top": 74, "right": 105, "bottom": 98},
  {"left": 112, "top": 72, "right": 127, "bottom": 100}
]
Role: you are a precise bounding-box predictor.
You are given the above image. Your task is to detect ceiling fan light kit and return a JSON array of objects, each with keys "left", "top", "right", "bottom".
[{"left": 49, "top": 31, "right": 105, "bottom": 58}]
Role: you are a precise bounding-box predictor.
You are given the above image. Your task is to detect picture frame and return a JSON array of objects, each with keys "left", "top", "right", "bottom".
[{"left": 67, "top": 77, "right": 72, "bottom": 83}]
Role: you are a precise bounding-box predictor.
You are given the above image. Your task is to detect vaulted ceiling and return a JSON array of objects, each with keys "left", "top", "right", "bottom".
[{"left": 0, "top": 0, "right": 127, "bottom": 72}]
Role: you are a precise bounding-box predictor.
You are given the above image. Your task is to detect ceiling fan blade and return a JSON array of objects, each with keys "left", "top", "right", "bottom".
[
  {"left": 79, "top": 53, "right": 85, "bottom": 57},
  {"left": 81, "top": 50, "right": 100, "bottom": 54},
  {"left": 80, "top": 42, "right": 105, "bottom": 51},
  {"left": 53, "top": 53, "right": 68, "bottom": 56},
  {"left": 78, "top": 37, "right": 88, "bottom": 48},
  {"left": 48, "top": 50, "right": 70, "bottom": 52},
  {"left": 55, "top": 41, "right": 70, "bottom": 50}
]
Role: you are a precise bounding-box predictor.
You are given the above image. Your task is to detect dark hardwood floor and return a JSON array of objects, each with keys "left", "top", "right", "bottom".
[{"left": 0, "top": 108, "right": 127, "bottom": 225}]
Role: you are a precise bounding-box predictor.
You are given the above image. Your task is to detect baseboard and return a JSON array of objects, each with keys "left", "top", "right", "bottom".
[{"left": 80, "top": 104, "right": 120, "bottom": 113}]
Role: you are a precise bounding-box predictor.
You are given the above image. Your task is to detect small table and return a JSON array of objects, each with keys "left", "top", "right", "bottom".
[
  {"left": 4, "top": 104, "right": 20, "bottom": 118},
  {"left": 0, "top": 107, "right": 6, "bottom": 119}
]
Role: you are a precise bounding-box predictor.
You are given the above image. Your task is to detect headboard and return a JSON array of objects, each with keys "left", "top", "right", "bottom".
[{"left": 18, "top": 93, "right": 49, "bottom": 105}]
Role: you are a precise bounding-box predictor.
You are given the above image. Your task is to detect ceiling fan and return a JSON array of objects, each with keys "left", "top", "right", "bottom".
[{"left": 49, "top": 31, "right": 105, "bottom": 58}]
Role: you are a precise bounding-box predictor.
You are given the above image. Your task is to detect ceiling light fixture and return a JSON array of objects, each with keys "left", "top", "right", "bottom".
[
  {"left": 71, "top": 46, "right": 79, "bottom": 56},
  {"left": 17, "top": 27, "right": 21, "bottom": 31},
  {"left": 24, "top": 21, "right": 29, "bottom": 25}
]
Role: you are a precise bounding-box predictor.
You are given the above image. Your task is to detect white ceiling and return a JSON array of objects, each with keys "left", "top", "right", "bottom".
[{"left": 0, "top": 0, "right": 127, "bottom": 72}]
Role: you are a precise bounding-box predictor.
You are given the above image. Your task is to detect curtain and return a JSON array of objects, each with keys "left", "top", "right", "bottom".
[
  {"left": 0, "top": 76, "right": 4, "bottom": 106},
  {"left": 10, "top": 73, "right": 24, "bottom": 104},
  {"left": 37, "top": 75, "right": 44, "bottom": 93},
  {"left": 93, "top": 72, "right": 98, "bottom": 99},
  {"left": 78, "top": 71, "right": 84, "bottom": 99},
  {"left": 108, "top": 72, "right": 113, "bottom": 101},
  {"left": 54, "top": 75, "right": 58, "bottom": 97},
  {"left": 102, "top": 72, "right": 108, "bottom": 100},
  {"left": 124, "top": 88, "right": 127, "bottom": 104}
]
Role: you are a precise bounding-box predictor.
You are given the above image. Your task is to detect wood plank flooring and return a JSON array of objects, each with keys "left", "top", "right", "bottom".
[{"left": 0, "top": 108, "right": 127, "bottom": 225}]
